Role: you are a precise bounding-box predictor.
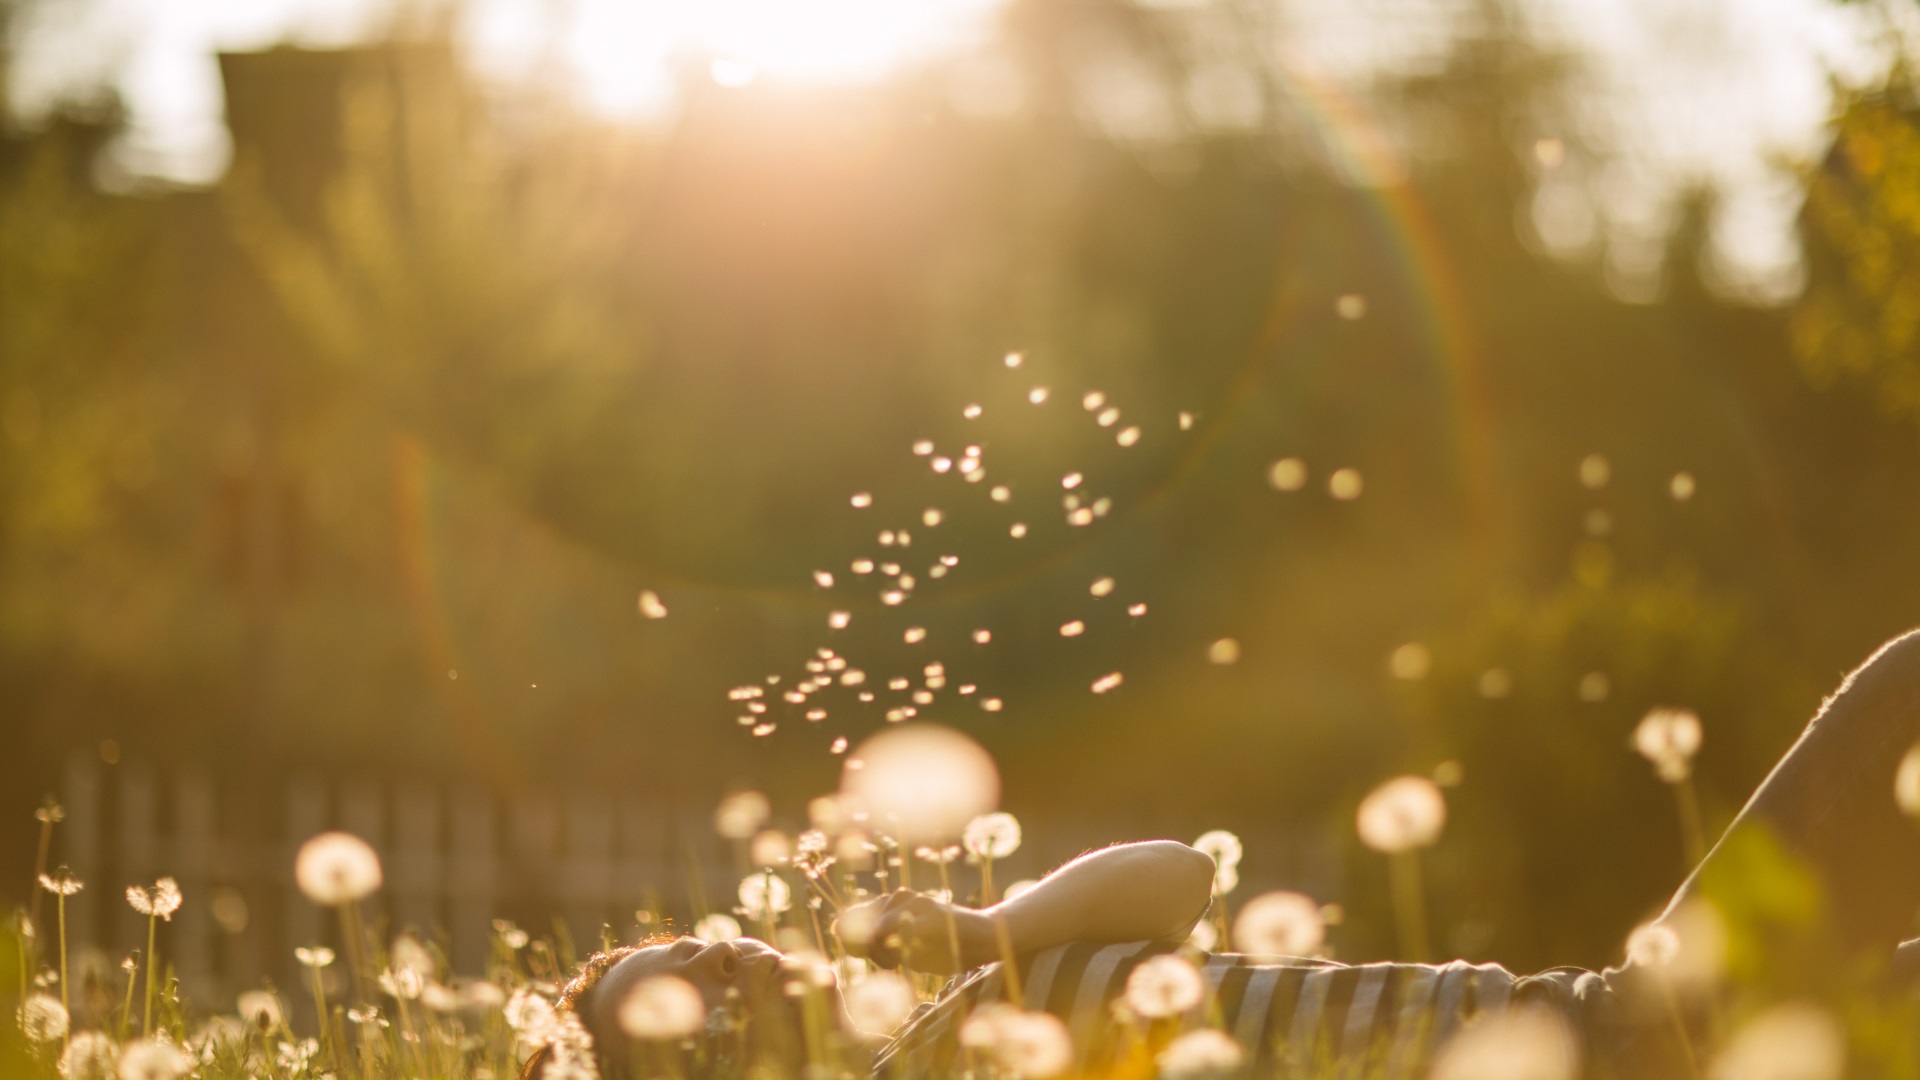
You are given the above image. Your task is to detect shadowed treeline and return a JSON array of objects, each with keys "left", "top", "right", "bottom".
[{"left": 4, "top": 0, "right": 1920, "bottom": 981}]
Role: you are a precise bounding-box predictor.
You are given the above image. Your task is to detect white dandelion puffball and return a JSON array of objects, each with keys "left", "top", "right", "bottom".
[
  {"left": 1624, "top": 923, "right": 1680, "bottom": 968},
  {"left": 714, "top": 791, "right": 771, "bottom": 840},
  {"left": 1709, "top": 1002, "right": 1845, "bottom": 1080},
  {"left": 62, "top": 1031, "right": 116, "bottom": 1080},
  {"left": 1431, "top": 1008, "right": 1577, "bottom": 1080},
  {"left": 236, "top": 990, "right": 282, "bottom": 1028},
  {"left": 618, "top": 976, "right": 705, "bottom": 1040},
  {"left": 1634, "top": 708, "right": 1703, "bottom": 782},
  {"left": 1356, "top": 776, "right": 1447, "bottom": 854},
  {"left": 963, "top": 813, "right": 1022, "bottom": 859},
  {"left": 1898, "top": 744, "right": 1920, "bottom": 819},
  {"left": 845, "top": 972, "right": 917, "bottom": 1033},
  {"left": 1157, "top": 1030, "right": 1245, "bottom": 1078},
  {"left": 843, "top": 723, "right": 1000, "bottom": 842},
  {"left": 504, "top": 989, "right": 557, "bottom": 1040},
  {"left": 693, "top": 913, "right": 742, "bottom": 942},
  {"left": 959, "top": 1004, "right": 1074, "bottom": 1079},
  {"left": 116, "top": 1038, "right": 192, "bottom": 1080},
  {"left": 1233, "top": 891, "right": 1326, "bottom": 957},
  {"left": 18, "top": 993, "right": 69, "bottom": 1042},
  {"left": 1636, "top": 900, "right": 1727, "bottom": 994},
  {"left": 737, "top": 873, "right": 792, "bottom": 919},
  {"left": 1124, "top": 955, "right": 1205, "bottom": 1019},
  {"left": 294, "top": 832, "right": 383, "bottom": 904},
  {"left": 1192, "top": 830, "right": 1242, "bottom": 869},
  {"left": 125, "top": 878, "right": 182, "bottom": 920}
]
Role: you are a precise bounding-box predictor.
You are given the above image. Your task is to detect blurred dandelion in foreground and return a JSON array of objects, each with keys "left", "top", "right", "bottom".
[
  {"left": 1193, "top": 829, "right": 1241, "bottom": 873},
  {"left": 813, "top": 570, "right": 834, "bottom": 588},
  {"left": 1082, "top": 392, "right": 1105, "bottom": 411},
  {"left": 1187, "top": 919, "right": 1218, "bottom": 951},
  {"left": 116, "top": 1038, "right": 193, "bottom": 1080},
  {"left": 738, "top": 873, "right": 792, "bottom": 918},
  {"left": 959, "top": 1005, "right": 1073, "bottom": 1078},
  {"left": 843, "top": 723, "right": 999, "bottom": 841},
  {"left": 1268, "top": 458, "right": 1308, "bottom": 491},
  {"left": 61, "top": 1031, "right": 114, "bottom": 1080},
  {"left": 294, "top": 833, "right": 382, "bottom": 904},
  {"left": 1389, "top": 642, "right": 1430, "bottom": 680},
  {"left": 125, "top": 879, "right": 181, "bottom": 920},
  {"left": 1328, "top": 468, "right": 1364, "bottom": 500},
  {"left": 1124, "top": 955, "right": 1204, "bottom": 1018},
  {"left": 1234, "top": 891, "right": 1324, "bottom": 955},
  {"left": 618, "top": 976, "right": 705, "bottom": 1040},
  {"left": 1579, "top": 453, "right": 1611, "bottom": 489},
  {"left": 846, "top": 971, "right": 916, "bottom": 1033},
  {"left": 750, "top": 830, "right": 792, "bottom": 867},
  {"left": 637, "top": 590, "right": 669, "bottom": 619},
  {"left": 1091, "top": 672, "right": 1123, "bottom": 694},
  {"left": 1158, "top": 1030, "right": 1244, "bottom": 1078},
  {"left": 963, "top": 812, "right": 1022, "bottom": 859},
  {"left": 1430, "top": 1008, "right": 1577, "bottom": 1080},
  {"left": 1208, "top": 638, "right": 1240, "bottom": 665},
  {"left": 17, "top": 993, "right": 67, "bottom": 1042},
  {"left": 714, "top": 791, "right": 771, "bottom": 841},
  {"left": 692, "top": 913, "right": 741, "bottom": 943},
  {"left": 1117, "top": 425, "right": 1141, "bottom": 446},
  {"left": 1357, "top": 777, "right": 1446, "bottom": 854},
  {"left": 1709, "top": 1002, "right": 1844, "bottom": 1080}
]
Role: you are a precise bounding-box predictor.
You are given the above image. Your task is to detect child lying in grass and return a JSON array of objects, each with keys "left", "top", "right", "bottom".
[{"left": 540, "top": 629, "right": 1920, "bottom": 1079}]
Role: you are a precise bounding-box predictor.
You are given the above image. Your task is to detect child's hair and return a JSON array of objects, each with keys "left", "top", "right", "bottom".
[{"left": 518, "top": 936, "right": 680, "bottom": 1080}]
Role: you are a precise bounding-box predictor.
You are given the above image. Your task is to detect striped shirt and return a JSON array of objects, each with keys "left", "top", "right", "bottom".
[{"left": 874, "top": 942, "right": 1618, "bottom": 1077}]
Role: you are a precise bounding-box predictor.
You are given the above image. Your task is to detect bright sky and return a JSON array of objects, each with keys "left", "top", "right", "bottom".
[{"left": 3, "top": 0, "right": 1897, "bottom": 302}]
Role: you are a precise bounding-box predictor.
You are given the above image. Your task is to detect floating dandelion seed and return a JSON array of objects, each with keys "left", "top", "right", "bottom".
[
  {"left": 960, "top": 1005, "right": 1073, "bottom": 1079},
  {"left": 925, "top": 662, "right": 945, "bottom": 678},
  {"left": 1389, "top": 642, "right": 1431, "bottom": 680},
  {"left": 879, "top": 531, "right": 896, "bottom": 546},
  {"left": 1082, "top": 392, "right": 1105, "bottom": 411},
  {"left": 1179, "top": 411, "right": 1195, "bottom": 430},
  {"left": 1328, "top": 468, "right": 1364, "bottom": 500},
  {"left": 1028, "top": 387, "right": 1049, "bottom": 404},
  {"left": 929, "top": 564, "right": 947, "bottom": 579},
  {"left": 1091, "top": 672, "right": 1124, "bottom": 694},
  {"left": 904, "top": 628, "right": 927, "bottom": 644},
  {"left": 715, "top": 792, "right": 770, "bottom": 840},
  {"left": 981, "top": 698, "right": 1003, "bottom": 711},
  {"left": 1117, "top": 425, "right": 1141, "bottom": 446},
  {"left": 912, "top": 440, "right": 934, "bottom": 456},
  {"left": 841, "top": 670, "right": 865, "bottom": 686},
  {"left": 1634, "top": 708, "right": 1703, "bottom": 782},
  {"left": 1268, "top": 458, "right": 1308, "bottom": 491},
  {"left": 1158, "top": 1030, "right": 1245, "bottom": 1079},
  {"left": 896, "top": 530, "right": 912, "bottom": 546},
  {"left": 881, "top": 562, "right": 901, "bottom": 575},
  {"left": 1005, "top": 352, "right": 1023, "bottom": 368},
  {"left": 1193, "top": 829, "right": 1242, "bottom": 871},
  {"left": 1096, "top": 407, "right": 1120, "bottom": 428},
  {"left": 806, "top": 709, "right": 826, "bottom": 721},
  {"left": 1060, "top": 620, "right": 1085, "bottom": 637},
  {"left": 1125, "top": 955, "right": 1205, "bottom": 1018},
  {"left": 1578, "top": 672, "right": 1611, "bottom": 702},
  {"left": 1430, "top": 1009, "right": 1577, "bottom": 1080},
  {"left": 829, "top": 611, "right": 851, "bottom": 630},
  {"left": 1235, "top": 892, "right": 1324, "bottom": 956},
  {"left": 752, "top": 723, "right": 776, "bottom": 736},
  {"left": 637, "top": 590, "right": 669, "bottom": 619},
  {"left": 922, "top": 509, "right": 943, "bottom": 527},
  {"left": 1092, "top": 496, "right": 1112, "bottom": 516},
  {"left": 1579, "top": 453, "right": 1611, "bottom": 489},
  {"left": 852, "top": 558, "right": 874, "bottom": 574},
  {"left": 932, "top": 457, "right": 952, "bottom": 474},
  {"left": 881, "top": 591, "right": 905, "bottom": 606},
  {"left": 990, "top": 485, "right": 1011, "bottom": 502},
  {"left": 1068, "top": 508, "right": 1093, "bottom": 526},
  {"left": 1061, "top": 472, "right": 1083, "bottom": 490},
  {"left": 851, "top": 493, "right": 873, "bottom": 508},
  {"left": 1357, "top": 777, "right": 1446, "bottom": 853},
  {"left": 1129, "top": 603, "right": 1147, "bottom": 617},
  {"left": 912, "top": 691, "right": 934, "bottom": 705},
  {"left": 294, "top": 833, "right": 383, "bottom": 904},
  {"left": 1626, "top": 922, "right": 1680, "bottom": 967},
  {"left": 963, "top": 404, "right": 982, "bottom": 419},
  {"left": 813, "top": 570, "right": 834, "bottom": 588},
  {"left": 940, "top": 554, "right": 958, "bottom": 567},
  {"left": 1670, "top": 471, "right": 1697, "bottom": 501},
  {"left": 738, "top": 874, "right": 792, "bottom": 918},
  {"left": 1710, "top": 1003, "right": 1844, "bottom": 1080},
  {"left": 831, "top": 737, "right": 848, "bottom": 754},
  {"left": 1010, "top": 523, "right": 1028, "bottom": 538},
  {"left": 1090, "top": 577, "right": 1115, "bottom": 597},
  {"left": 1479, "top": 668, "right": 1512, "bottom": 698},
  {"left": 1209, "top": 638, "right": 1241, "bottom": 665},
  {"left": 619, "top": 976, "right": 705, "bottom": 1040},
  {"left": 846, "top": 972, "right": 916, "bottom": 1033},
  {"left": 889, "top": 678, "right": 910, "bottom": 691}
]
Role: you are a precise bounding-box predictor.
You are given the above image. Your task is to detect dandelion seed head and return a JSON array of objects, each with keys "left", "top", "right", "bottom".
[
  {"left": 637, "top": 590, "right": 669, "bottom": 619},
  {"left": 851, "top": 492, "right": 873, "bottom": 508},
  {"left": 1356, "top": 776, "right": 1447, "bottom": 853},
  {"left": 1060, "top": 620, "right": 1085, "bottom": 637},
  {"left": 1116, "top": 425, "right": 1141, "bottom": 446},
  {"left": 715, "top": 792, "right": 771, "bottom": 840},
  {"left": 1158, "top": 1030, "right": 1244, "bottom": 1078},
  {"left": 1625, "top": 922, "right": 1680, "bottom": 968},
  {"left": 1193, "top": 830, "right": 1242, "bottom": 870},
  {"left": 62, "top": 1030, "right": 115, "bottom": 1080},
  {"left": 845, "top": 971, "right": 916, "bottom": 1033},
  {"left": 1124, "top": 955, "right": 1204, "bottom": 1018},
  {"left": 963, "top": 812, "right": 1022, "bottom": 859},
  {"left": 294, "top": 946, "right": 334, "bottom": 968},
  {"left": 960, "top": 1005, "right": 1073, "bottom": 1079},
  {"left": 1389, "top": 642, "right": 1431, "bottom": 680},
  {"left": 237, "top": 990, "right": 282, "bottom": 1028},
  {"left": 1328, "top": 468, "right": 1364, "bottom": 500},
  {"left": 1068, "top": 508, "right": 1093, "bottom": 526},
  {"left": 932, "top": 457, "right": 953, "bottom": 474},
  {"left": 1671, "top": 471, "right": 1697, "bottom": 501},
  {"left": 1635, "top": 708, "right": 1704, "bottom": 783},
  {"left": 842, "top": 723, "right": 999, "bottom": 841},
  {"left": 18, "top": 994, "right": 68, "bottom": 1042},
  {"left": 38, "top": 869, "right": 82, "bottom": 897},
  {"left": 1234, "top": 891, "right": 1324, "bottom": 956},
  {"left": 294, "top": 833, "right": 383, "bottom": 905}
]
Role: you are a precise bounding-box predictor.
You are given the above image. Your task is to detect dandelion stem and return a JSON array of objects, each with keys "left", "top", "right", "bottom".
[
  {"left": 1657, "top": 977, "right": 1701, "bottom": 1079},
  {"left": 1672, "top": 778, "right": 1708, "bottom": 870},
  {"left": 142, "top": 910, "right": 157, "bottom": 1035},
  {"left": 990, "top": 912, "right": 1023, "bottom": 1005},
  {"left": 936, "top": 861, "right": 961, "bottom": 974},
  {"left": 337, "top": 903, "right": 370, "bottom": 1005},
  {"left": 980, "top": 857, "right": 995, "bottom": 906},
  {"left": 30, "top": 815, "right": 54, "bottom": 942},
  {"left": 310, "top": 965, "right": 331, "bottom": 1064},
  {"left": 119, "top": 957, "right": 136, "bottom": 1041},
  {"left": 56, "top": 892, "right": 69, "bottom": 1018},
  {"left": 1389, "top": 851, "right": 1430, "bottom": 963}
]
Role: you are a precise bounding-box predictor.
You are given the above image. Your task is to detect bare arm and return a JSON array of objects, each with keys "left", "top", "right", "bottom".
[{"left": 839, "top": 840, "right": 1216, "bottom": 974}]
